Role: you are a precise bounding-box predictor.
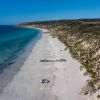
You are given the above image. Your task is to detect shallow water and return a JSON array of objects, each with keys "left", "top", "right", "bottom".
[{"left": 0, "top": 25, "right": 42, "bottom": 73}]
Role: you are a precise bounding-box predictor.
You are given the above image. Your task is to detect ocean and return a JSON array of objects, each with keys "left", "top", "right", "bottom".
[{"left": 0, "top": 25, "right": 42, "bottom": 73}]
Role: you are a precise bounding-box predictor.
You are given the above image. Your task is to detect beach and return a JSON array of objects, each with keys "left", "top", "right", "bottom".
[{"left": 0, "top": 28, "right": 96, "bottom": 100}]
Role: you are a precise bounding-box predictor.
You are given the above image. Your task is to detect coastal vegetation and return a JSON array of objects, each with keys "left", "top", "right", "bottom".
[
  {"left": 97, "top": 94, "right": 100, "bottom": 98},
  {"left": 18, "top": 19, "right": 100, "bottom": 96}
]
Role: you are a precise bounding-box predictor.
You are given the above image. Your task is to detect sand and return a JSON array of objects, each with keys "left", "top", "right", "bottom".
[{"left": 0, "top": 29, "right": 96, "bottom": 100}]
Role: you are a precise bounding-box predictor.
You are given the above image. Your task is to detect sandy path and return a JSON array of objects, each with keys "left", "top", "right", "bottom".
[{"left": 0, "top": 31, "right": 91, "bottom": 100}]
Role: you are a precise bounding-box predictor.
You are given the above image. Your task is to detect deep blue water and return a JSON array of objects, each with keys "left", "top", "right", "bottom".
[{"left": 0, "top": 25, "right": 42, "bottom": 73}]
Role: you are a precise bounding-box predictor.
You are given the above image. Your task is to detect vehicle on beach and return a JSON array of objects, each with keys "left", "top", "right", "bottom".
[{"left": 40, "top": 79, "right": 50, "bottom": 83}]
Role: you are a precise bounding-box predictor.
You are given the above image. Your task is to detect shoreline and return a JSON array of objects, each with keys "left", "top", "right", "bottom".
[
  {"left": 0, "top": 28, "right": 42, "bottom": 94},
  {"left": 0, "top": 27, "right": 97, "bottom": 100}
]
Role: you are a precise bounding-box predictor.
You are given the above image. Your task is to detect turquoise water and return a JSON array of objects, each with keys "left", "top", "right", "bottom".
[{"left": 0, "top": 25, "right": 42, "bottom": 73}]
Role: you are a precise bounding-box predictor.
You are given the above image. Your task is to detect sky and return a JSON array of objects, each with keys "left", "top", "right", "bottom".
[{"left": 0, "top": 0, "right": 100, "bottom": 24}]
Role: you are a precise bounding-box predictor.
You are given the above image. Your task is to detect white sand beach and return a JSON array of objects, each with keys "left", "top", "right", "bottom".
[{"left": 0, "top": 29, "right": 96, "bottom": 100}]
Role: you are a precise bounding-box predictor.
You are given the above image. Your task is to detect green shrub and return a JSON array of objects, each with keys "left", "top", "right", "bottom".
[{"left": 97, "top": 95, "right": 100, "bottom": 98}]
